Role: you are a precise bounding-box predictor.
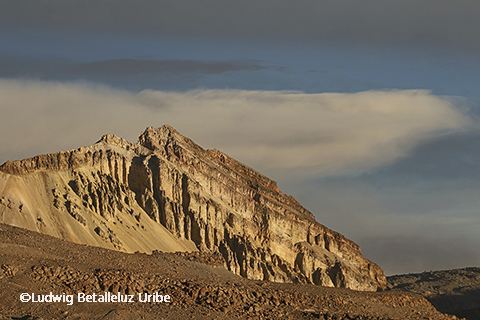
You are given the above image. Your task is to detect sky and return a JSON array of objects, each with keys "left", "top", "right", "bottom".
[{"left": 1, "top": 0, "right": 480, "bottom": 275}]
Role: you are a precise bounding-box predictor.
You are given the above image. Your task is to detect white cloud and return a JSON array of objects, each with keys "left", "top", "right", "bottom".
[{"left": 0, "top": 79, "right": 473, "bottom": 178}]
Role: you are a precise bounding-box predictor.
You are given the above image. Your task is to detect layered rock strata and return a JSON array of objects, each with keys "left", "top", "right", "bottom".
[{"left": 0, "top": 125, "right": 386, "bottom": 291}]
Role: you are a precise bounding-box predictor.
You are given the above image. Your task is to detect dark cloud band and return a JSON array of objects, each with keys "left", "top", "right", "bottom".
[
  {"left": 74, "top": 59, "right": 265, "bottom": 77},
  {"left": 2, "top": 0, "right": 480, "bottom": 53}
]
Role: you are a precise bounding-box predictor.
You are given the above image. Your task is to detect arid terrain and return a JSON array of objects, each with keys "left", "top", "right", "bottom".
[
  {"left": 0, "top": 125, "right": 473, "bottom": 319},
  {"left": 388, "top": 268, "right": 480, "bottom": 320},
  {"left": 0, "top": 223, "right": 462, "bottom": 320}
]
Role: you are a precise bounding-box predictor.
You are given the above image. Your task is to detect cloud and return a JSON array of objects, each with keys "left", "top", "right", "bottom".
[
  {"left": 2, "top": 0, "right": 480, "bottom": 54},
  {"left": 0, "top": 56, "right": 266, "bottom": 78},
  {"left": 74, "top": 59, "right": 265, "bottom": 77},
  {"left": 0, "top": 79, "right": 473, "bottom": 179},
  {"left": 142, "top": 89, "right": 472, "bottom": 177}
]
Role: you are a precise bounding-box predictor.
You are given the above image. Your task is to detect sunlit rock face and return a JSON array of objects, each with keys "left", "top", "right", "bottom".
[{"left": 0, "top": 125, "right": 386, "bottom": 291}]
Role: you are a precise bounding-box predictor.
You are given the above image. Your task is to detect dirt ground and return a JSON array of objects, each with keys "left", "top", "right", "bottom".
[{"left": 0, "top": 223, "right": 463, "bottom": 320}]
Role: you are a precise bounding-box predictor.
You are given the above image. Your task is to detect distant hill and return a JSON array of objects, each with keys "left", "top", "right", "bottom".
[{"left": 388, "top": 267, "right": 480, "bottom": 320}]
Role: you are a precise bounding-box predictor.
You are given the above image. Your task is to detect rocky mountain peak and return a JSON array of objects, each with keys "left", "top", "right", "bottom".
[
  {"left": 98, "top": 133, "right": 125, "bottom": 145},
  {"left": 0, "top": 125, "right": 387, "bottom": 291},
  {"left": 138, "top": 125, "right": 178, "bottom": 151}
]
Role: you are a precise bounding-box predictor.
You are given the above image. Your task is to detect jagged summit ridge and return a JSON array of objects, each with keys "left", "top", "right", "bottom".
[{"left": 0, "top": 125, "right": 386, "bottom": 291}]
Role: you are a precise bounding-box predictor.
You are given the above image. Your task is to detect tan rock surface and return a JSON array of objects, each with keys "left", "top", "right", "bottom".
[{"left": 0, "top": 125, "right": 385, "bottom": 291}]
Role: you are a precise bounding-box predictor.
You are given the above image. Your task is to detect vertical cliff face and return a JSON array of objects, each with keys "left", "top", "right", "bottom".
[{"left": 0, "top": 125, "right": 386, "bottom": 291}]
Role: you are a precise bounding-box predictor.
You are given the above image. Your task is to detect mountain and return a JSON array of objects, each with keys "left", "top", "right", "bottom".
[{"left": 0, "top": 125, "right": 386, "bottom": 291}]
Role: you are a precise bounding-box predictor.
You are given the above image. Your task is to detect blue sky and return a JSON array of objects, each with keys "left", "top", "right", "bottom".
[{"left": 1, "top": 0, "right": 480, "bottom": 275}]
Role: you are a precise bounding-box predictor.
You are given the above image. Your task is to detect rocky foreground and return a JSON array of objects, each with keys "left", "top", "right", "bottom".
[
  {"left": 0, "top": 223, "right": 462, "bottom": 320},
  {"left": 0, "top": 125, "right": 384, "bottom": 291}
]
